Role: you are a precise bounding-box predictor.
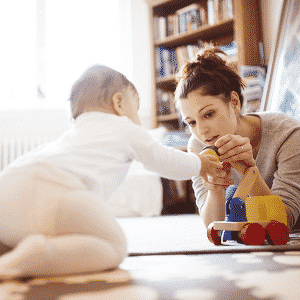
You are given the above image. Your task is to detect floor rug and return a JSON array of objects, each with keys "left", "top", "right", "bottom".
[{"left": 117, "top": 215, "right": 300, "bottom": 256}]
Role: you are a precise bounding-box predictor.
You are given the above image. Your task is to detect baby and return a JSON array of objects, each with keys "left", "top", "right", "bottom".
[{"left": 0, "top": 65, "right": 228, "bottom": 279}]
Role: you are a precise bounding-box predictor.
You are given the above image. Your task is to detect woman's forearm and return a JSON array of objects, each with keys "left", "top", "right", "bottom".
[{"left": 201, "top": 188, "right": 226, "bottom": 228}]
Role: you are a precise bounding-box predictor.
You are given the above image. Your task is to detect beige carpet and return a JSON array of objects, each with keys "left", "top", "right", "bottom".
[{"left": 117, "top": 215, "right": 300, "bottom": 255}]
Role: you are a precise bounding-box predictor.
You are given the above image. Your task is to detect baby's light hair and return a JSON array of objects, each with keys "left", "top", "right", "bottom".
[{"left": 68, "top": 65, "right": 136, "bottom": 120}]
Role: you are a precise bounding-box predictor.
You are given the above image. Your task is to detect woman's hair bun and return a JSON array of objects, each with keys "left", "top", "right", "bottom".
[{"left": 194, "top": 48, "right": 227, "bottom": 69}]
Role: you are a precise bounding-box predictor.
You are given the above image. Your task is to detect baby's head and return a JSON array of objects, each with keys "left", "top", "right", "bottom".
[{"left": 69, "top": 65, "right": 140, "bottom": 124}]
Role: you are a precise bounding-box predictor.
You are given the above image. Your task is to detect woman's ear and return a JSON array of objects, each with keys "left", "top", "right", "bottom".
[
  {"left": 230, "top": 91, "right": 241, "bottom": 113},
  {"left": 112, "top": 92, "right": 126, "bottom": 116}
]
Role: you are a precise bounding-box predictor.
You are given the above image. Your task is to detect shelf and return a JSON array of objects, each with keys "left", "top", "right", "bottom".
[
  {"left": 149, "top": 0, "right": 208, "bottom": 17},
  {"left": 156, "top": 74, "right": 176, "bottom": 83},
  {"left": 156, "top": 74, "right": 177, "bottom": 90},
  {"left": 157, "top": 113, "right": 179, "bottom": 122},
  {"left": 154, "top": 19, "right": 234, "bottom": 49},
  {"left": 148, "top": 0, "right": 261, "bottom": 129}
]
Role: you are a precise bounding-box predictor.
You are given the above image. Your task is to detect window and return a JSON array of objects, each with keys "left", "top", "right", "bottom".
[{"left": 1, "top": 0, "right": 124, "bottom": 110}]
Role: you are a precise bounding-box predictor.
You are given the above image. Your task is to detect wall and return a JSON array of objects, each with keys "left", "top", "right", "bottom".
[{"left": 123, "top": 0, "right": 154, "bottom": 129}]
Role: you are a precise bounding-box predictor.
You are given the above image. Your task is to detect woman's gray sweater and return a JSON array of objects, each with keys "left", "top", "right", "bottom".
[{"left": 188, "top": 111, "right": 300, "bottom": 228}]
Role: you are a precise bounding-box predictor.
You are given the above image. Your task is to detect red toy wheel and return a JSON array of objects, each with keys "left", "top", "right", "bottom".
[
  {"left": 239, "top": 223, "right": 265, "bottom": 245},
  {"left": 207, "top": 223, "right": 221, "bottom": 245},
  {"left": 266, "top": 221, "right": 289, "bottom": 245}
]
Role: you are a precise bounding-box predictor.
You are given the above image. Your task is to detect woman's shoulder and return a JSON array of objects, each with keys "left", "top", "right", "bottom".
[
  {"left": 251, "top": 111, "right": 300, "bottom": 133},
  {"left": 250, "top": 111, "right": 300, "bottom": 152}
]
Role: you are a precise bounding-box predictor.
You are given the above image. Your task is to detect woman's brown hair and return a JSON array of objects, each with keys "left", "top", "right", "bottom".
[{"left": 175, "top": 47, "right": 245, "bottom": 107}]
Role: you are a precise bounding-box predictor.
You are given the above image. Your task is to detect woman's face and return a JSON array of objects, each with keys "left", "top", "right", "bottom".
[{"left": 179, "top": 90, "right": 240, "bottom": 146}]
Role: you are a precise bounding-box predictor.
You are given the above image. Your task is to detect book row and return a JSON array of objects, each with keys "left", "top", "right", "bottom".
[
  {"left": 155, "top": 41, "right": 238, "bottom": 78},
  {"left": 153, "top": 0, "right": 233, "bottom": 41},
  {"left": 156, "top": 65, "right": 266, "bottom": 118}
]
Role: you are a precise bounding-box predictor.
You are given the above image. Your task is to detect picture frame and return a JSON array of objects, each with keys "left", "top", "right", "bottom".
[{"left": 260, "top": 0, "right": 300, "bottom": 120}]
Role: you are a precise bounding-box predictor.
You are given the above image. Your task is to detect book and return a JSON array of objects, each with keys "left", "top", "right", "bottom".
[
  {"left": 158, "top": 16, "right": 167, "bottom": 40},
  {"left": 240, "top": 65, "right": 266, "bottom": 110},
  {"left": 219, "top": 0, "right": 234, "bottom": 20},
  {"left": 156, "top": 90, "right": 176, "bottom": 116},
  {"left": 168, "top": 92, "right": 177, "bottom": 114},
  {"left": 155, "top": 46, "right": 167, "bottom": 78},
  {"left": 153, "top": 16, "right": 160, "bottom": 41},
  {"left": 173, "top": 14, "right": 179, "bottom": 35},
  {"left": 186, "top": 11, "right": 194, "bottom": 32},
  {"left": 176, "top": 3, "right": 202, "bottom": 15},
  {"left": 169, "top": 48, "right": 179, "bottom": 75},
  {"left": 239, "top": 65, "right": 266, "bottom": 81},
  {"left": 219, "top": 41, "right": 238, "bottom": 57},
  {"left": 199, "top": 5, "right": 208, "bottom": 26},
  {"left": 214, "top": 0, "right": 221, "bottom": 23},
  {"left": 176, "top": 46, "right": 189, "bottom": 70},
  {"left": 156, "top": 89, "right": 171, "bottom": 115},
  {"left": 178, "top": 12, "right": 187, "bottom": 33},
  {"left": 156, "top": 47, "right": 179, "bottom": 78},
  {"left": 167, "top": 14, "right": 175, "bottom": 37},
  {"left": 154, "top": 48, "right": 162, "bottom": 78},
  {"left": 162, "top": 48, "right": 171, "bottom": 77},
  {"left": 208, "top": 0, "right": 234, "bottom": 24},
  {"left": 207, "top": 0, "right": 216, "bottom": 25},
  {"left": 188, "top": 8, "right": 201, "bottom": 31},
  {"left": 177, "top": 4, "right": 203, "bottom": 33},
  {"left": 186, "top": 45, "right": 199, "bottom": 61},
  {"left": 225, "top": 0, "right": 234, "bottom": 19},
  {"left": 219, "top": 0, "right": 225, "bottom": 20}
]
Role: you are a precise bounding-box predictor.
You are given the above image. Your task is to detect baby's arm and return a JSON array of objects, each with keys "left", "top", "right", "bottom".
[
  {"left": 128, "top": 127, "right": 199, "bottom": 180},
  {"left": 194, "top": 147, "right": 234, "bottom": 227},
  {"left": 129, "top": 126, "right": 230, "bottom": 181}
]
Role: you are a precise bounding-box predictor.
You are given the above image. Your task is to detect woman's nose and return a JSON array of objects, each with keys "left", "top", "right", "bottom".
[{"left": 197, "top": 124, "right": 209, "bottom": 136}]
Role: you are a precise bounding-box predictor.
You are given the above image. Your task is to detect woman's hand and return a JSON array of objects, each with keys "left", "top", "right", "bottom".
[
  {"left": 215, "top": 134, "right": 256, "bottom": 174},
  {"left": 197, "top": 152, "right": 234, "bottom": 191}
]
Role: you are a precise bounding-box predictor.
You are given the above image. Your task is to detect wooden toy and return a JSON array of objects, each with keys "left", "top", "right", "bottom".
[{"left": 205, "top": 146, "right": 289, "bottom": 246}]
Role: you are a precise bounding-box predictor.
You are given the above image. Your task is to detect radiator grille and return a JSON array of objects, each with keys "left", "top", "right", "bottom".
[
  {"left": 0, "top": 109, "right": 71, "bottom": 171},
  {"left": 0, "top": 135, "right": 53, "bottom": 171}
]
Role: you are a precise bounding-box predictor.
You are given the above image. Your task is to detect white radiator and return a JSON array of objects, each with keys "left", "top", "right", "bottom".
[
  {"left": 0, "top": 135, "right": 55, "bottom": 171},
  {"left": 0, "top": 109, "right": 71, "bottom": 171}
]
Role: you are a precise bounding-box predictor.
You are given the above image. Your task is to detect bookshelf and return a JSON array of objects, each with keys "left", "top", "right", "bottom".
[{"left": 146, "top": 0, "right": 262, "bottom": 130}]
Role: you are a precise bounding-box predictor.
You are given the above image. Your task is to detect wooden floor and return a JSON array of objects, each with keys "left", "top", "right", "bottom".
[{"left": 1, "top": 215, "right": 300, "bottom": 299}]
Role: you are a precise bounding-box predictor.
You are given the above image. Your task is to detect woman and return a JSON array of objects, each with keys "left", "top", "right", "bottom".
[{"left": 175, "top": 48, "right": 300, "bottom": 231}]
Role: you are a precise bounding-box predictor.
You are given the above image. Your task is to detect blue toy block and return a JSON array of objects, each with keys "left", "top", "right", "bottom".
[
  {"left": 223, "top": 185, "right": 237, "bottom": 241},
  {"left": 227, "top": 198, "right": 247, "bottom": 222},
  {"left": 222, "top": 185, "right": 247, "bottom": 242}
]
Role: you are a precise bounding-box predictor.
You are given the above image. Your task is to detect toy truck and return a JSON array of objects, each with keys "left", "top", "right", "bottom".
[{"left": 204, "top": 147, "right": 289, "bottom": 246}]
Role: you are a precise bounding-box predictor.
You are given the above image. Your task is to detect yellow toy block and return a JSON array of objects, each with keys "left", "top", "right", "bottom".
[
  {"left": 202, "top": 148, "right": 220, "bottom": 163},
  {"left": 245, "top": 195, "right": 287, "bottom": 226}
]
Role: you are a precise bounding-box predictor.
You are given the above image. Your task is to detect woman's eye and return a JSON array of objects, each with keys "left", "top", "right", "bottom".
[
  {"left": 188, "top": 121, "right": 196, "bottom": 127},
  {"left": 204, "top": 111, "right": 214, "bottom": 118}
]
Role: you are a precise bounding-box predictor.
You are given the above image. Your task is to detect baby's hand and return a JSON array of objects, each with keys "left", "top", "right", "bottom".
[{"left": 196, "top": 150, "right": 234, "bottom": 191}]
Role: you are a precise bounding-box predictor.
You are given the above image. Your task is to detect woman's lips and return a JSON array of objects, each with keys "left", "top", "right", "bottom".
[{"left": 206, "top": 135, "right": 219, "bottom": 143}]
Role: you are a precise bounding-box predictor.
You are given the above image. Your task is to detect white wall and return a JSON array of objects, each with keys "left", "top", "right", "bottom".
[
  {"left": 126, "top": 0, "right": 153, "bottom": 129},
  {"left": 259, "top": 0, "right": 284, "bottom": 66}
]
